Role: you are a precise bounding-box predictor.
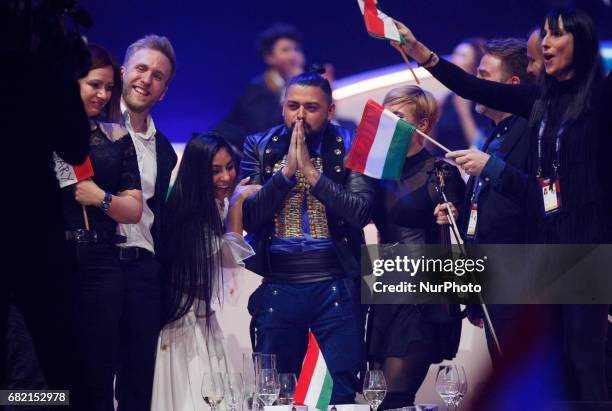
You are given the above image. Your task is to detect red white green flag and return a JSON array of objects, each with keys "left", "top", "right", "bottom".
[
  {"left": 347, "top": 100, "right": 416, "bottom": 180},
  {"left": 53, "top": 153, "right": 94, "bottom": 188},
  {"left": 357, "top": 0, "right": 405, "bottom": 43},
  {"left": 294, "top": 331, "right": 333, "bottom": 411}
]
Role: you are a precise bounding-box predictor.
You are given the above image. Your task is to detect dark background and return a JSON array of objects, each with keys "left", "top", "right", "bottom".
[{"left": 80, "top": 0, "right": 612, "bottom": 143}]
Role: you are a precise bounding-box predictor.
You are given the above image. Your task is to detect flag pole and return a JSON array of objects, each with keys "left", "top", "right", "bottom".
[
  {"left": 414, "top": 129, "right": 451, "bottom": 154},
  {"left": 82, "top": 205, "right": 90, "bottom": 230},
  {"left": 397, "top": 47, "right": 420, "bottom": 85},
  {"left": 437, "top": 193, "right": 503, "bottom": 357}
]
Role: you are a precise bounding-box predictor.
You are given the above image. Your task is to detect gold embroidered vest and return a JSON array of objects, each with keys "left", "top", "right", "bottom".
[{"left": 272, "top": 156, "right": 330, "bottom": 239}]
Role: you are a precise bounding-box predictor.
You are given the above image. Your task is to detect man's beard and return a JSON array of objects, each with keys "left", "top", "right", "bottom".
[{"left": 122, "top": 87, "right": 151, "bottom": 113}]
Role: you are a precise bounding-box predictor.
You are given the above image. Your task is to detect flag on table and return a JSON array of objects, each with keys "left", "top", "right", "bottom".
[
  {"left": 53, "top": 153, "right": 94, "bottom": 188},
  {"left": 294, "top": 331, "right": 333, "bottom": 411},
  {"left": 347, "top": 100, "right": 417, "bottom": 180},
  {"left": 357, "top": 0, "right": 404, "bottom": 43}
]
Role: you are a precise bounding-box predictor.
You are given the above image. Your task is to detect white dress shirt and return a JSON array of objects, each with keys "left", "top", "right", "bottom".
[{"left": 118, "top": 102, "right": 157, "bottom": 254}]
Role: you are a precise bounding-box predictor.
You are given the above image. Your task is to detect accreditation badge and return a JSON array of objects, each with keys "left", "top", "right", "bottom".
[
  {"left": 540, "top": 178, "right": 562, "bottom": 215},
  {"left": 466, "top": 202, "right": 478, "bottom": 238}
]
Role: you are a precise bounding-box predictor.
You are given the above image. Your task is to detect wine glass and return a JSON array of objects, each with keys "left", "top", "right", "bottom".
[
  {"left": 243, "top": 353, "right": 264, "bottom": 411},
  {"left": 435, "top": 365, "right": 460, "bottom": 411},
  {"left": 202, "top": 372, "right": 225, "bottom": 411},
  {"left": 226, "top": 372, "right": 245, "bottom": 411},
  {"left": 454, "top": 365, "right": 468, "bottom": 409},
  {"left": 278, "top": 373, "right": 297, "bottom": 405},
  {"left": 257, "top": 368, "right": 280, "bottom": 407},
  {"left": 253, "top": 353, "right": 277, "bottom": 374},
  {"left": 363, "top": 370, "right": 387, "bottom": 411},
  {"left": 242, "top": 365, "right": 257, "bottom": 411}
]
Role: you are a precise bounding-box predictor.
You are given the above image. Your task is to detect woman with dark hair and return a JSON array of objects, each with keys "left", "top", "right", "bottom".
[
  {"left": 58, "top": 43, "right": 143, "bottom": 410},
  {"left": 367, "top": 86, "right": 464, "bottom": 409},
  {"left": 392, "top": 8, "right": 611, "bottom": 400},
  {"left": 151, "top": 132, "right": 259, "bottom": 411},
  {"left": 80, "top": 44, "right": 123, "bottom": 123}
]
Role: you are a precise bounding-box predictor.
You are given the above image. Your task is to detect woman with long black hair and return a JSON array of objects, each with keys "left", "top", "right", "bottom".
[
  {"left": 392, "top": 8, "right": 611, "bottom": 400},
  {"left": 151, "top": 132, "right": 259, "bottom": 411}
]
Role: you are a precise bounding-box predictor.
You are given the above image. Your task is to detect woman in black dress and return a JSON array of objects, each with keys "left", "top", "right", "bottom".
[
  {"left": 393, "top": 8, "right": 611, "bottom": 400},
  {"left": 366, "top": 85, "right": 465, "bottom": 409},
  {"left": 59, "top": 44, "right": 143, "bottom": 410}
]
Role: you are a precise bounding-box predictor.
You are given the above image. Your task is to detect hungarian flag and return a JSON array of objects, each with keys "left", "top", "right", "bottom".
[
  {"left": 294, "top": 332, "right": 333, "bottom": 411},
  {"left": 347, "top": 100, "right": 416, "bottom": 180},
  {"left": 357, "top": 0, "right": 404, "bottom": 43},
  {"left": 53, "top": 153, "right": 94, "bottom": 188}
]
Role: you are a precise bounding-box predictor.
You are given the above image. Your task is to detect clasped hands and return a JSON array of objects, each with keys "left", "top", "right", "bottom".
[{"left": 282, "top": 119, "right": 320, "bottom": 185}]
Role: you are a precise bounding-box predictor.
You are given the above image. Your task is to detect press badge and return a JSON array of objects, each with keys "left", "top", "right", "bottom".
[
  {"left": 466, "top": 202, "right": 478, "bottom": 238},
  {"left": 540, "top": 178, "right": 562, "bottom": 215}
]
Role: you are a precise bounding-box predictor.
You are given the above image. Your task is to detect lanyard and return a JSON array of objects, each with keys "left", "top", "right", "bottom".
[{"left": 536, "top": 104, "right": 565, "bottom": 179}]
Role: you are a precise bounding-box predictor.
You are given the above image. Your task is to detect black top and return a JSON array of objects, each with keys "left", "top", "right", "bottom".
[
  {"left": 428, "top": 58, "right": 612, "bottom": 243},
  {"left": 373, "top": 148, "right": 465, "bottom": 245},
  {"left": 368, "top": 149, "right": 464, "bottom": 364},
  {"left": 61, "top": 125, "right": 141, "bottom": 234}
]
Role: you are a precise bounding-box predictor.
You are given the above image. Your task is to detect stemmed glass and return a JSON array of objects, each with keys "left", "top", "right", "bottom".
[
  {"left": 243, "top": 353, "right": 277, "bottom": 410},
  {"left": 278, "top": 373, "right": 297, "bottom": 405},
  {"left": 363, "top": 370, "right": 387, "bottom": 411},
  {"left": 435, "top": 365, "right": 460, "bottom": 411},
  {"left": 257, "top": 368, "right": 281, "bottom": 407},
  {"left": 453, "top": 365, "right": 468, "bottom": 409},
  {"left": 242, "top": 365, "right": 257, "bottom": 411},
  {"left": 202, "top": 371, "right": 225, "bottom": 411},
  {"left": 253, "top": 353, "right": 277, "bottom": 373},
  {"left": 226, "top": 372, "right": 246, "bottom": 411}
]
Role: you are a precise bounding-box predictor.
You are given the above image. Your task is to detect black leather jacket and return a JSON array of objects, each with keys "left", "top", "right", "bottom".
[{"left": 240, "top": 123, "right": 376, "bottom": 278}]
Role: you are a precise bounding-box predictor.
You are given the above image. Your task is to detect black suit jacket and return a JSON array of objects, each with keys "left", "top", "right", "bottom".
[
  {"left": 461, "top": 115, "right": 529, "bottom": 244},
  {"left": 149, "top": 130, "right": 177, "bottom": 255}
]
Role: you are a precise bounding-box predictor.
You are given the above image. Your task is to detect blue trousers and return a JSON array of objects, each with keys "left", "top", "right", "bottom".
[{"left": 248, "top": 278, "right": 363, "bottom": 404}]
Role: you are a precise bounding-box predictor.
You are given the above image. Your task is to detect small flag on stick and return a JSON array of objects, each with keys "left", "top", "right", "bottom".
[
  {"left": 54, "top": 153, "right": 94, "bottom": 229},
  {"left": 347, "top": 100, "right": 416, "bottom": 180},
  {"left": 357, "top": 0, "right": 404, "bottom": 43},
  {"left": 294, "top": 331, "right": 333, "bottom": 411},
  {"left": 53, "top": 153, "right": 94, "bottom": 188},
  {"left": 356, "top": 0, "right": 420, "bottom": 83}
]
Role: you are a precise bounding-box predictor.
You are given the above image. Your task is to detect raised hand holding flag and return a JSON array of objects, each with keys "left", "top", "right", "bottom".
[{"left": 356, "top": 0, "right": 420, "bottom": 83}]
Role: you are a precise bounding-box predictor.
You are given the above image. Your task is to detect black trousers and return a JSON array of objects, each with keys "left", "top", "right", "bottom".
[
  {"left": 115, "top": 253, "right": 161, "bottom": 411},
  {"left": 484, "top": 304, "right": 523, "bottom": 369},
  {"left": 71, "top": 243, "right": 123, "bottom": 411}
]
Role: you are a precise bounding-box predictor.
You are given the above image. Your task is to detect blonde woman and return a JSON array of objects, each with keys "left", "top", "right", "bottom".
[{"left": 366, "top": 86, "right": 465, "bottom": 409}]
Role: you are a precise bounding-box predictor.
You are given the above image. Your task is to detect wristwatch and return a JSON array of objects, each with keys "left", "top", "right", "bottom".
[{"left": 100, "top": 191, "right": 112, "bottom": 211}]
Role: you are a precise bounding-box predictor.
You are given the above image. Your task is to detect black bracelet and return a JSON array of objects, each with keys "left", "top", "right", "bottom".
[{"left": 420, "top": 51, "right": 435, "bottom": 67}]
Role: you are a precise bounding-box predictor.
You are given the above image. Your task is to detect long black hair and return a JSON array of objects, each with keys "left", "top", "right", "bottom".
[
  {"left": 529, "top": 8, "right": 603, "bottom": 129},
  {"left": 161, "top": 132, "right": 239, "bottom": 325}
]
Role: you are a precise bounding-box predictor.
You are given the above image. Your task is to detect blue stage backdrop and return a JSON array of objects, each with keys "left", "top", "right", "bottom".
[{"left": 81, "top": 0, "right": 612, "bottom": 143}]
